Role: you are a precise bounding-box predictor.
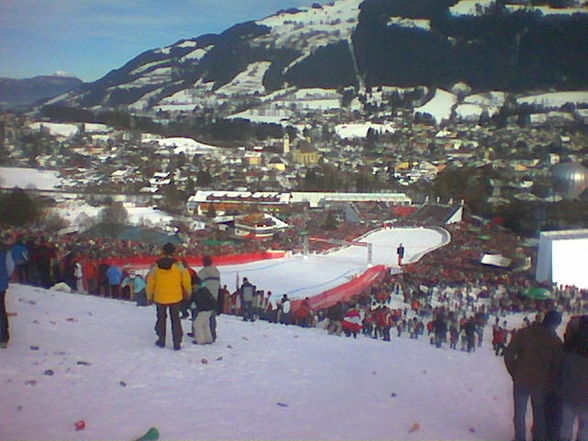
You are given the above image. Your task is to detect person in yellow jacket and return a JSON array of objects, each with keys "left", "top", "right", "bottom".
[{"left": 147, "top": 243, "right": 191, "bottom": 350}]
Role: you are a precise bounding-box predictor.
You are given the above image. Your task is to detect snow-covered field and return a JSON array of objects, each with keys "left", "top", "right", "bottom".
[
  {"left": 335, "top": 123, "right": 396, "bottom": 139},
  {"left": 414, "top": 89, "right": 457, "bottom": 123},
  {"left": 258, "top": 0, "right": 359, "bottom": 51},
  {"left": 28, "top": 122, "right": 79, "bottom": 138},
  {"left": 0, "top": 167, "right": 62, "bottom": 191},
  {"left": 155, "top": 137, "right": 220, "bottom": 156},
  {"left": 450, "top": 0, "right": 587, "bottom": 16},
  {"left": 0, "top": 282, "right": 527, "bottom": 441},
  {"left": 450, "top": 0, "right": 496, "bottom": 16},
  {"left": 216, "top": 61, "right": 271, "bottom": 96},
  {"left": 55, "top": 200, "right": 176, "bottom": 231},
  {"left": 517, "top": 91, "right": 588, "bottom": 108}
]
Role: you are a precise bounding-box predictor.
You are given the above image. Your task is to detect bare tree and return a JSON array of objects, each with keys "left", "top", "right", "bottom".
[{"left": 99, "top": 201, "right": 129, "bottom": 225}]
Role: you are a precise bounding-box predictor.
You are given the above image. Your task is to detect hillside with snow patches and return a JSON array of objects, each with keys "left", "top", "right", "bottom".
[{"left": 49, "top": 0, "right": 587, "bottom": 120}]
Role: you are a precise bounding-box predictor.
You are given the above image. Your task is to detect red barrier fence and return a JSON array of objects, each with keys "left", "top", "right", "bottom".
[
  {"left": 292, "top": 265, "right": 388, "bottom": 312},
  {"left": 100, "top": 250, "right": 287, "bottom": 270}
]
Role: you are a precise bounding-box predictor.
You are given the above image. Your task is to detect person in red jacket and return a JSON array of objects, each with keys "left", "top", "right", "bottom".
[
  {"left": 493, "top": 321, "right": 509, "bottom": 356},
  {"left": 82, "top": 259, "right": 97, "bottom": 295},
  {"left": 376, "top": 306, "right": 393, "bottom": 341},
  {"left": 294, "top": 297, "right": 313, "bottom": 328}
]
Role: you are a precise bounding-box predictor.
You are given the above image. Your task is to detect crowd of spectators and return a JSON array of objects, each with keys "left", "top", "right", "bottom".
[{"left": 2, "top": 204, "right": 586, "bottom": 349}]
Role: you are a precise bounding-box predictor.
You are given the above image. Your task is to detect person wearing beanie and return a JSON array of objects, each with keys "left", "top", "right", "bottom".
[
  {"left": 0, "top": 234, "right": 15, "bottom": 349},
  {"left": 558, "top": 315, "right": 588, "bottom": 441},
  {"left": 504, "top": 309, "right": 563, "bottom": 441},
  {"left": 198, "top": 255, "right": 221, "bottom": 341},
  {"left": 146, "top": 242, "right": 191, "bottom": 350}
]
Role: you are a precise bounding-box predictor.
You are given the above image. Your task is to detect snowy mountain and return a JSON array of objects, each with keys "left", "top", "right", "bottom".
[
  {"left": 51, "top": 0, "right": 588, "bottom": 114},
  {"left": 0, "top": 75, "right": 82, "bottom": 109}
]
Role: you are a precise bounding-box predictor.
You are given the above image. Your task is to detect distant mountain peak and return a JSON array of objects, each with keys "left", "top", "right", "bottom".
[{"left": 0, "top": 75, "right": 83, "bottom": 109}]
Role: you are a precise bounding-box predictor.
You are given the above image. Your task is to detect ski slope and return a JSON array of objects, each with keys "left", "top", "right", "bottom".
[{"left": 218, "top": 227, "right": 448, "bottom": 299}]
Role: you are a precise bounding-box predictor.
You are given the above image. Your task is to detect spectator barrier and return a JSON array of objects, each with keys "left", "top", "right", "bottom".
[
  {"left": 97, "top": 250, "right": 287, "bottom": 271},
  {"left": 292, "top": 265, "right": 388, "bottom": 312}
]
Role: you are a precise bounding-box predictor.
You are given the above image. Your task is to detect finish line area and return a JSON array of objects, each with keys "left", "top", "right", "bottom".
[{"left": 217, "top": 227, "right": 449, "bottom": 301}]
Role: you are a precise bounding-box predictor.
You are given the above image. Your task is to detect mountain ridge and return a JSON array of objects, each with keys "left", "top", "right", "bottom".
[
  {"left": 0, "top": 75, "right": 82, "bottom": 110},
  {"left": 48, "top": 0, "right": 588, "bottom": 113}
]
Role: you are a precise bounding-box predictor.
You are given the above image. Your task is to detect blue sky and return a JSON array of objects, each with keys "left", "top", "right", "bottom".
[{"left": 0, "top": 0, "right": 324, "bottom": 82}]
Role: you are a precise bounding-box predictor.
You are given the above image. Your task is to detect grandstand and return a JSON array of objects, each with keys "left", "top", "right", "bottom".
[{"left": 409, "top": 202, "right": 463, "bottom": 225}]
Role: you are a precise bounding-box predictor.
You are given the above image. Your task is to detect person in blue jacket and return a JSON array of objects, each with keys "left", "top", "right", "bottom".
[
  {"left": 1, "top": 234, "right": 15, "bottom": 349},
  {"left": 11, "top": 236, "right": 28, "bottom": 284},
  {"left": 106, "top": 264, "right": 123, "bottom": 298}
]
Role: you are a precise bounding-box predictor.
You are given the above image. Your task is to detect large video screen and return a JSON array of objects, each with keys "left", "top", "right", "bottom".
[{"left": 552, "top": 237, "right": 588, "bottom": 289}]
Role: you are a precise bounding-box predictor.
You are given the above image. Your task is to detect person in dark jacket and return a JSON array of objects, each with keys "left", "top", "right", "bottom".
[
  {"left": 558, "top": 315, "right": 588, "bottom": 441},
  {"left": 396, "top": 243, "right": 405, "bottom": 266},
  {"left": 433, "top": 314, "right": 448, "bottom": 348},
  {"left": 1, "top": 235, "right": 15, "bottom": 348},
  {"left": 240, "top": 278, "right": 255, "bottom": 322},
  {"left": 504, "top": 310, "right": 563, "bottom": 441},
  {"left": 191, "top": 282, "right": 216, "bottom": 345},
  {"left": 61, "top": 250, "right": 77, "bottom": 291},
  {"left": 463, "top": 318, "right": 477, "bottom": 352}
]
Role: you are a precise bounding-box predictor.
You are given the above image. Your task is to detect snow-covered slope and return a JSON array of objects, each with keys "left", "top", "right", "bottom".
[
  {"left": 258, "top": 0, "right": 359, "bottom": 51},
  {"left": 1, "top": 282, "right": 525, "bottom": 441}
]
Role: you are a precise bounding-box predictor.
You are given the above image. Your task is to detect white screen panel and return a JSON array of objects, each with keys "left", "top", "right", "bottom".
[{"left": 551, "top": 238, "right": 588, "bottom": 289}]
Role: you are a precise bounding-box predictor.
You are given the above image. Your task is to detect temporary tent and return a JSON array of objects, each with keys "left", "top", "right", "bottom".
[
  {"left": 536, "top": 229, "right": 588, "bottom": 289},
  {"left": 521, "top": 287, "right": 552, "bottom": 300}
]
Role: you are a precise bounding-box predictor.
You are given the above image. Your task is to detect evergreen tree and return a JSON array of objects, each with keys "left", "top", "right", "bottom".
[{"left": 0, "top": 188, "right": 39, "bottom": 227}]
